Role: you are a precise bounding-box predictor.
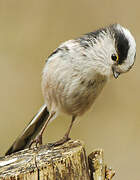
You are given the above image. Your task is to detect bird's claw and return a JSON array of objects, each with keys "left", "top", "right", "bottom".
[
  {"left": 47, "top": 136, "right": 71, "bottom": 148},
  {"left": 29, "top": 135, "right": 42, "bottom": 149}
]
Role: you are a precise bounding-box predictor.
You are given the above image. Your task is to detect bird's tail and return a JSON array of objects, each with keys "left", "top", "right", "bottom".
[{"left": 5, "top": 104, "right": 49, "bottom": 156}]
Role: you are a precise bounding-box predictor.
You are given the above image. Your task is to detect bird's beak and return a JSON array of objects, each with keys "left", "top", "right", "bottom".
[
  {"left": 112, "top": 65, "right": 120, "bottom": 79},
  {"left": 113, "top": 71, "right": 120, "bottom": 79}
]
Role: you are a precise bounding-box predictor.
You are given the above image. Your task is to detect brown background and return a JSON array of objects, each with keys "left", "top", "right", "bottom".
[{"left": 0, "top": 0, "right": 139, "bottom": 179}]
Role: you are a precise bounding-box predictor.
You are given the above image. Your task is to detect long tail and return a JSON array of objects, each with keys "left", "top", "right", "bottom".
[{"left": 5, "top": 104, "right": 49, "bottom": 156}]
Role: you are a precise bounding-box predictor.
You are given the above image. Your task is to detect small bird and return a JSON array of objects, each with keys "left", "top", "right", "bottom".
[{"left": 5, "top": 24, "right": 136, "bottom": 156}]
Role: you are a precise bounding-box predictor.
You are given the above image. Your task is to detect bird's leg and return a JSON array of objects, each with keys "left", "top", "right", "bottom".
[
  {"left": 29, "top": 111, "right": 56, "bottom": 148},
  {"left": 48, "top": 115, "right": 76, "bottom": 147}
]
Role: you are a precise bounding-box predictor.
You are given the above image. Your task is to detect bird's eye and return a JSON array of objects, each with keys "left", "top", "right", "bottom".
[{"left": 111, "top": 53, "right": 119, "bottom": 62}]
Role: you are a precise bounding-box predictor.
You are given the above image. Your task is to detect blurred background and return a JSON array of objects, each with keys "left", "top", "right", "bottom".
[{"left": 0, "top": 0, "right": 139, "bottom": 179}]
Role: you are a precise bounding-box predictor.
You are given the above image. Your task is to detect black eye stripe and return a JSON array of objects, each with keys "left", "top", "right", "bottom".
[
  {"left": 108, "top": 24, "right": 130, "bottom": 65},
  {"left": 115, "top": 34, "right": 130, "bottom": 64}
]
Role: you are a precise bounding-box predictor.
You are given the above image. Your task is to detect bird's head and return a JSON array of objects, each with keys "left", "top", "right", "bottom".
[
  {"left": 88, "top": 24, "right": 136, "bottom": 79},
  {"left": 109, "top": 24, "right": 136, "bottom": 78}
]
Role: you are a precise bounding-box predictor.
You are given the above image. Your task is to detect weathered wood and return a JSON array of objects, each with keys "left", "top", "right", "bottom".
[
  {"left": 88, "top": 149, "right": 105, "bottom": 180},
  {"left": 0, "top": 140, "right": 115, "bottom": 180},
  {"left": 0, "top": 140, "right": 90, "bottom": 179},
  {"left": 88, "top": 150, "right": 115, "bottom": 180}
]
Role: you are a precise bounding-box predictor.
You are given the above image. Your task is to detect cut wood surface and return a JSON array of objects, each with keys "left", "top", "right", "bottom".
[{"left": 0, "top": 140, "right": 115, "bottom": 180}]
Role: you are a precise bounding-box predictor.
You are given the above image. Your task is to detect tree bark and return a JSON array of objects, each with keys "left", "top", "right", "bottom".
[{"left": 0, "top": 140, "right": 115, "bottom": 180}]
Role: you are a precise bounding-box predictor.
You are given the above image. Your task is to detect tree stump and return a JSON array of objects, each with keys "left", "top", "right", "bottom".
[{"left": 0, "top": 140, "right": 115, "bottom": 180}]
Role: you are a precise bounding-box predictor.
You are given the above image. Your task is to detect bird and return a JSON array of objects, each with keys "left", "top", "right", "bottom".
[{"left": 5, "top": 24, "right": 136, "bottom": 156}]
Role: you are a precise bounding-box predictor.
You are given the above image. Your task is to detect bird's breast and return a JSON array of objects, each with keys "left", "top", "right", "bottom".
[
  {"left": 51, "top": 73, "right": 108, "bottom": 116},
  {"left": 42, "top": 54, "right": 108, "bottom": 116}
]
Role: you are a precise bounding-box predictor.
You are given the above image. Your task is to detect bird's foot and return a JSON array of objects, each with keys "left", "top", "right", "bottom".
[
  {"left": 47, "top": 136, "right": 71, "bottom": 148},
  {"left": 29, "top": 134, "right": 42, "bottom": 149}
]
